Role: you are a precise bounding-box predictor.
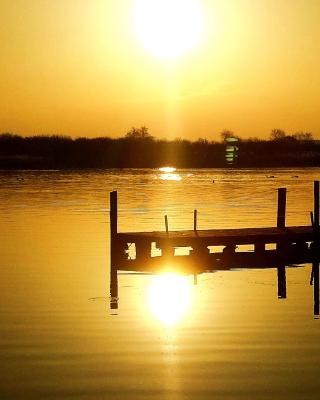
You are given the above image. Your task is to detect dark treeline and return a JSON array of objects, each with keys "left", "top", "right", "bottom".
[{"left": 0, "top": 127, "right": 319, "bottom": 169}]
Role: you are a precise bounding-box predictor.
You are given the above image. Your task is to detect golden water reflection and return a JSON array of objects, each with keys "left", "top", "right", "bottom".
[
  {"left": 148, "top": 273, "right": 192, "bottom": 326},
  {"left": 159, "top": 167, "right": 176, "bottom": 173},
  {"left": 158, "top": 167, "right": 182, "bottom": 181},
  {"left": 160, "top": 173, "right": 182, "bottom": 181}
]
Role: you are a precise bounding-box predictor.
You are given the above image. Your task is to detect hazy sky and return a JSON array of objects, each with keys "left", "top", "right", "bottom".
[{"left": 1, "top": 0, "right": 319, "bottom": 140}]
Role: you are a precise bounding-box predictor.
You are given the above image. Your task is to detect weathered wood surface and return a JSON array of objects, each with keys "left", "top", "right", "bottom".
[
  {"left": 115, "top": 225, "right": 317, "bottom": 273},
  {"left": 117, "top": 226, "right": 314, "bottom": 246}
]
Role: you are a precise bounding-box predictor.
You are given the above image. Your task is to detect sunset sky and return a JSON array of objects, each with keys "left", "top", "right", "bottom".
[{"left": 1, "top": 0, "right": 319, "bottom": 140}]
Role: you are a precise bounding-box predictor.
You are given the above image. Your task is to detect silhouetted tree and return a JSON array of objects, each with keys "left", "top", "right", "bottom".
[
  {"left": 125, "top": 126, "right": 153, "bottom": 140},
  {"left": 270, "top": 129, "right": 286, "bottom": 141},
  {"left": 220, "top": 129, "right": 235, "bottom": 142},
  {"left": 292, "top": 131, "right": 313, "bottom": 141}
]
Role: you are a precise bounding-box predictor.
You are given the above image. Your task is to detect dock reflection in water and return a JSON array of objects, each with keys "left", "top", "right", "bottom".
[{"left": 110, "top": 262, "right": 320, "bottom": 318}]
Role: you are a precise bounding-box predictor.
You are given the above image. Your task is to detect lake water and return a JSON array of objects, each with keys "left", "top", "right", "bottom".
[{"left": 1, "top": 168, "right": 320, "bottom": 400}]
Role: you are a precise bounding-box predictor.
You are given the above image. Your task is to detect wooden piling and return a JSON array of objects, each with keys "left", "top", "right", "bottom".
[
  {"left": 255, "top": 242, "right": 265, "bottom": 254},
  {"left": 314, "top": 181, "right": 319, "bottom": 234},
  {"left": 277, "top": 266, "right": 287, "bottom": 299},
  {"left": 314, "top": 263, "right": 320, "bottom": 316},
  {"left": 277, "top": 188, "right": 287, "bottom": 298},
  {"left": 310, "top": 211, "right": 315, "bottom": 286},
  {"left": 165, "top": 215, "right": 169, "bottom": 234},
  {"left": 110, "top": 191, "right": 118, "bottom": 299},
  {"left": 277, "top": 188, "right": 287, "bottom": 228},
  {"left": 110, "top": 297, "right": 118, "bottom": 310},
  {"left": 310, "top": 211, "right": 314, "bottom": 229},
  {"left": 194, "top": 210, "right": 198, "bottom": 232},
  {"left": 313, "top": 181, "right": 320, "bottom": 315}
]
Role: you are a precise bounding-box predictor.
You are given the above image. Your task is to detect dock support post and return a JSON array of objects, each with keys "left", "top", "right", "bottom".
[
  {"left": 255, "top": 242, "right": 265, "bottom": 254},
  {"left": 136, "top": 241, "right": 151, "bottom": 262},
  {"left": 310, "top": 211, "right": 315, "bottom": 285},
  {"left": 277, "top": 188, "right": 287, "bottom": 299},
  {"left": 314, "top": 263, "right": 319, "bottom": 316},
  {"left": 314, "top": 181, "right": 319, "bottom": 230},
  {"left": 277, "top": 266, "right": 287, "bottom": 299},
  {"left": 313, "top": 181, "right": 320, "bottom": 315},
  {"left": 194, "top": 210, "right": 198, "bottom": 232},
  {"left": 277, "top": 188, "right": 287, "bottom": 228},
  {"left": 110, "top": 191, "right": 118, "bottom": 306}
]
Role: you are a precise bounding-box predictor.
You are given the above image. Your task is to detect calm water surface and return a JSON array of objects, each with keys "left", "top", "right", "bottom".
[{"left": 1, "top": 168, "right": 320, "bottom": 400}]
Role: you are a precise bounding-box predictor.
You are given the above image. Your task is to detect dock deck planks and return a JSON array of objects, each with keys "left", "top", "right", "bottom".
[{"left": 117, "top": 226, "right": 314, "bottom": 246}]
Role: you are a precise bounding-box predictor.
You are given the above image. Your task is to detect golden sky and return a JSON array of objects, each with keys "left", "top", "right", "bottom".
[{"left": 0, "top": 0, "right": 319, "bottom": 140}]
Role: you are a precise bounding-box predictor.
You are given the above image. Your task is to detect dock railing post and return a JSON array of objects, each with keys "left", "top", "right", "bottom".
[
  {"left": 110, "top": 191, "right": 118, "bottom": 305},
  {"left": 277, "top": 188, "right": 287, "bottom": 299},
  {"left": 164, "top": 215, "right": 169, "bottom": 234},
  {"left": 313, "top": 181, "right": 319, "bottom": 315},
  {"left": 162, "top": 214, "right": 173, "bottom": 260},
  {"left": 194, "top": 209, "right": 197, "bottom": 232}
]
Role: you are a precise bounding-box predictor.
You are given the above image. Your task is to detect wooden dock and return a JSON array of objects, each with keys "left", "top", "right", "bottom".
[
  {"left": 115, "top": 225, "right": 315, "bottom": 271},
  {"left": 109, "top": 182, "right": 320, "bottom": 314}
]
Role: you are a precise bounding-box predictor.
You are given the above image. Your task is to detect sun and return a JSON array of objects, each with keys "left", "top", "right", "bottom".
[
  {"left": 133, "top": 0, "right": 204, "bottom": 60},
  {"left": 148, "top": 273, "right": 192, "bottom": 326}
]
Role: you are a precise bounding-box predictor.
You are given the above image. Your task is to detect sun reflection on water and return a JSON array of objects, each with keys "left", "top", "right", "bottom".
[
  {"left": 158, "top": 167, "right": 182, "bottom": 181},
  {"left": 159, "top": 167, "right": 176, "bottom": 173},
  {"left": 160, "top": 173, "right": 182, "bottom": 181},
  {"left": 148, "top": 273, "right": 192, "bottom": 326}
]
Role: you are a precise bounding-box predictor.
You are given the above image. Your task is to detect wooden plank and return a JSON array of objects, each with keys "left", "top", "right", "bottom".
[
  {"left": 117, "top": 226, "right": 313, "bottom": 243},
  {"left": 116, "top": 227, "right": 313, "bottom": 253}
]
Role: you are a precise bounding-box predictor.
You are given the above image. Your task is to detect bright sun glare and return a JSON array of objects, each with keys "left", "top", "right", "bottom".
[
  {"left": 133, "top": 0, "right": 204, "bottom": 59},
  {"left": 159, "top": 167, "right": 176, "bottom": 173},
  {"left": 148, "top": 273, "right": 192, "bottom": 326}
]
